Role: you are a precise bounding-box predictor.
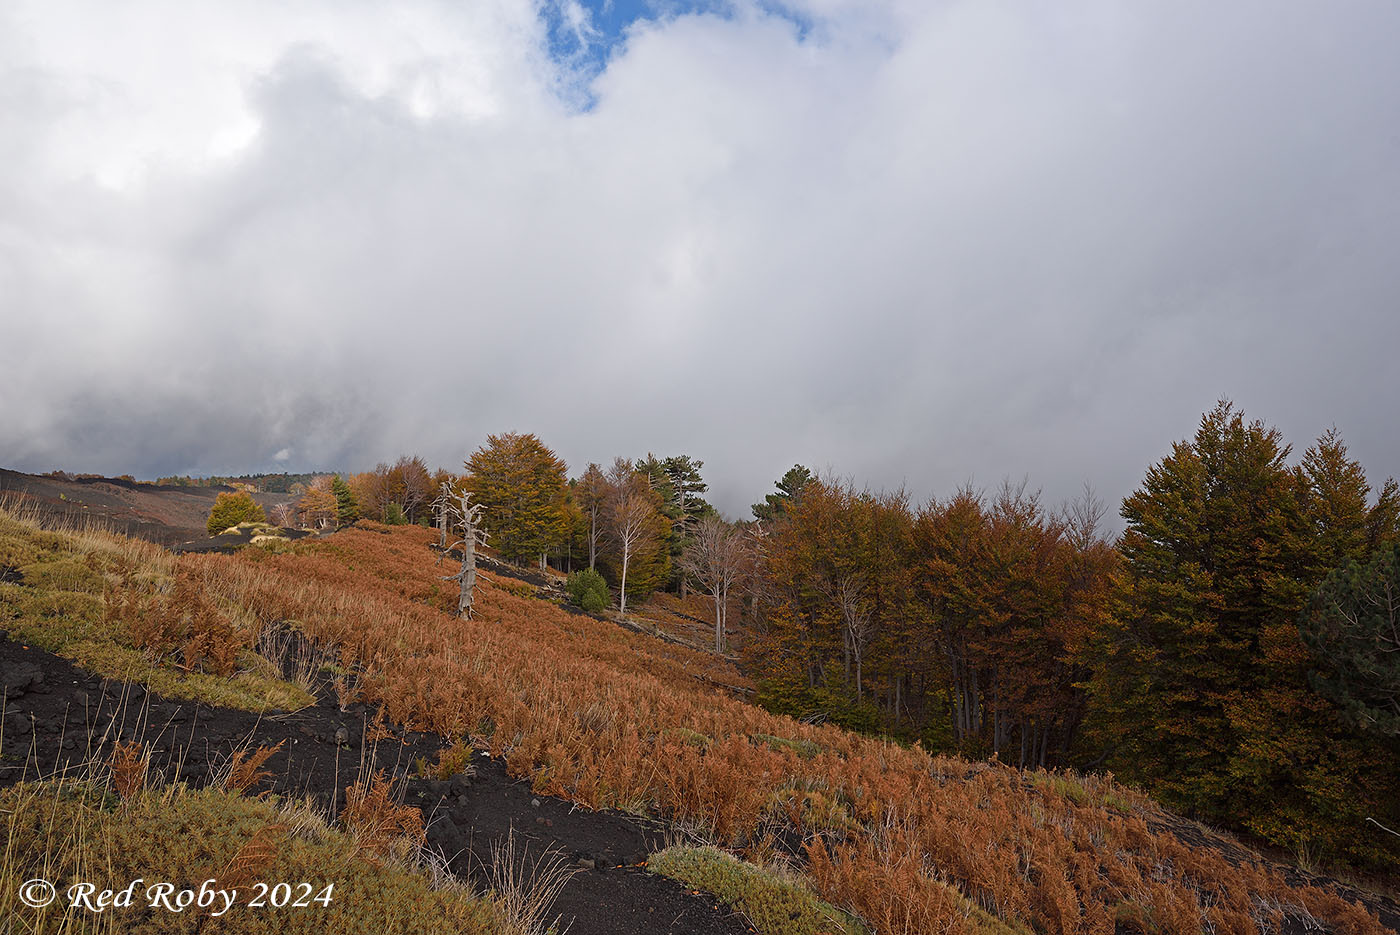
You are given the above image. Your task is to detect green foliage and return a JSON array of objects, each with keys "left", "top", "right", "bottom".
[
  {"left": 565, "top": 568, "right": 610, "bottom": 613},
  {"left": 466, "top": 432, "right": 569, "bottom": 565},
  {"left": 1093, "top": 401, "right": 1400, "bottom": 869},
  {"left": 1301, "top": 543, "right": 1400, "bottom": 736},
  {"left": 0, "top": 780, "right": 497, "bottom": 933},
  {"left": 207, "top": 491, "right": 267, "bottom": 536},
  {"left": 752, "top": 464, "right": 813, "bottom": 522},
  {"left": 648, "top": 845, "right": 869, "bottom": 935},
  {"left": 750, "top": 732, "right": 822, "bottom": 759},
  {"left": 0, "top": 507, "right": 312, "bottom": 713},
  {"left": 331, "top": 474, "right": 360, "bottom": 527},
  {"left": 384, "top": 502, "right": 408, "bottom": 526}
]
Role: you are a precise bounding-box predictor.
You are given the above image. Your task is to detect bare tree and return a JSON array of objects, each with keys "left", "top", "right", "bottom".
[
  {"left": 577, "top": 463, "right": 608, "bottom": 571},
  {"left": 606, "top": 458, "right": 657, "bottom": 617},
  {"left": 436, "top": 484, "right": 489, "bottom": 619},
  {"left": 682, "top": 514, "right": 746, "bottom": 654},
  {"left": 834, "top": 573, "right": 873, "bottom": 702}
]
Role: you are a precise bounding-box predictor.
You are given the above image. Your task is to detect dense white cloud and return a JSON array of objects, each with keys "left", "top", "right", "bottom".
[{"left": 2, "top": 0, "right": 1397, "bottom": 519}]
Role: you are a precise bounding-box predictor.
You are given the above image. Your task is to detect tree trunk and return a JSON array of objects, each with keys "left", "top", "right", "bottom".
[{"left": 619, "top": 547, "right": 630, "bottom": 616}]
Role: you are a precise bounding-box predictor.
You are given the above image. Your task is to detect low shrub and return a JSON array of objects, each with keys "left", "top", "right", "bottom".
[{"left": 565, "top": 569, "right": 610, "bottom": 613}]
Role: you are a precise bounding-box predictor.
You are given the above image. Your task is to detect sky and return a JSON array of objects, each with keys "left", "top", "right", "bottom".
[{"left": 2, "top": 0, "right": 1398, "bottom": 523}]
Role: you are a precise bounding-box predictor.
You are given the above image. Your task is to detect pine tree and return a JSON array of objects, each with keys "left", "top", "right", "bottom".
[
  {"left": 752, "top": 465, "right": 813, "bottom": 521},
  {"left": 331, "top": 475, "right": 360, "bottom": 527}
]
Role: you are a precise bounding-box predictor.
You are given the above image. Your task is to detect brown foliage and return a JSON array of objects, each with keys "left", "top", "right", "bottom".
[
  {"left": 342, "top": 769, "right": 425, "bottom": 857},
  {"left": 220, "top": 740, "right": 285, "bottom": 796},
  {"left": 179, "top": 523, "right": 1389, "bottom": 935},
  {"left": 108, "top": 739, "right": 147, "bottom": 803}
]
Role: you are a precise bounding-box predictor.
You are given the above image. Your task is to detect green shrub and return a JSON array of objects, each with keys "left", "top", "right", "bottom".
[
  {"left": 384, "top": 503, "right": 408, "bottom": 526},
  {"left": 565, "top": 569, "right": 610, "bottom": 613},
  {"left": 207, "top": 491, "right": 266, "bottom": 536}
]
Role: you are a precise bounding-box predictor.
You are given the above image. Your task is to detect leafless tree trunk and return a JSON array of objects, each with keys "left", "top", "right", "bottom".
[
  {"left": 607, "top": 458, "right": 654, "bottom": 617},
  {"left": 681, "top": 514, "right": 746, "bottom": 654},
  {"left": 436, "top": 485, "right": 488, "bottom": 619}
]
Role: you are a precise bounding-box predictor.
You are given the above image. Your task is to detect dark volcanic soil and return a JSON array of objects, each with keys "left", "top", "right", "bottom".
[{"left": 0, "top": 637, "right": 754, "bottom": 935}]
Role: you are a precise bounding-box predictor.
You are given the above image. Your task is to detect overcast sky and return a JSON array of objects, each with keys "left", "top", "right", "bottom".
[{"left": 2, "top": 0, "right": 1397, "bottom": 521}]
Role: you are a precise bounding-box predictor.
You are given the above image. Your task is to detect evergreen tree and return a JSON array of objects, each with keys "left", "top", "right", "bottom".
[
  {"left": 1301, "top": 544, "right": 1400, "bottom": 736},
  {"left": 331, "top": 474, "right": 360, "bottom": 527},
  {"left": 752, "top": 465, "right": 813, "bottom": 521}
]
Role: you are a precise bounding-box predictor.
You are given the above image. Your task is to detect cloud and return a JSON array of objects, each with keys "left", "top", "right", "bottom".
[{"left": 2, "top": 0, "right": 1398, "bottom": 519}]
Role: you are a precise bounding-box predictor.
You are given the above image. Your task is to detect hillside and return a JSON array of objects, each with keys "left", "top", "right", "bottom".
[
  {"left": 0, "top": 469, "right": 292, "bottom": 547},
  {"left": 2, "top": 499, "right": 1397, "bottom": 934}
]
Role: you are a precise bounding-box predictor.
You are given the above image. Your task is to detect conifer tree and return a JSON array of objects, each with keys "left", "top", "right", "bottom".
[{"left": 331, "top": 474, "right": 360, "bottom": 527}]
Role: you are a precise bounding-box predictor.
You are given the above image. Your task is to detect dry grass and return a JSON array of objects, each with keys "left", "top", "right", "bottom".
[
  {"left": 190, "top": 523, "right": 1392, "bottom": 935},
  {"left": 10, "top": 516, "right": 1388, "bottom": 935}
]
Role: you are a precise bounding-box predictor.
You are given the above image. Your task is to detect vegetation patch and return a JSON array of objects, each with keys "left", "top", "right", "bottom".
[
  {"left": 648, "top": 845, "right": 868, "bottom": 935},
  {"left": 750, "top": 732, "right": 821, "bottom": 760},
  {"left": 0, "top": 777, "right": 499, "bottom": 934},
  {"left": 0, "top": 505, "right": 312, "bottom": 712}
]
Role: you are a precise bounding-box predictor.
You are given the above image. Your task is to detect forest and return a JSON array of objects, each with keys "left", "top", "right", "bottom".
[{"left": 218, "top": 401, "right": 1399, "bottom": 874}]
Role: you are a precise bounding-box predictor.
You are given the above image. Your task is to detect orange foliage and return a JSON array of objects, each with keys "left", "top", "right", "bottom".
[{"left": 173, "top": 524, "right": 1390, "bottom": 935}]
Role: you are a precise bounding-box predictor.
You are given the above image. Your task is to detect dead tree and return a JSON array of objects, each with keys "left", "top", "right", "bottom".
[
  {"left": 681, "top": 514, "right": 746, "bottom": 654},
  {"left": 436, "top": 485, "right": 488, "bottom": 619},
  {"left": 431, "top": 488, "right": 451, "bottom": 549}
]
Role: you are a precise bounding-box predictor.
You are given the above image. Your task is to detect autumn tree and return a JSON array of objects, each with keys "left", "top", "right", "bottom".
[
  {"left": 466, "top": 433, "right": 569, "bottom": 567},
  {"left": 604, "top": 458, "right": 668, "bottom": 615},
  {"left": 296, "top": 477, "right": 337, "bottom": 529},
  {"left": 206, "top": 491, "right": 265, "bottom": 535},
  {"left": 682, "top": 514, "right": 747, "bottom": 653}
]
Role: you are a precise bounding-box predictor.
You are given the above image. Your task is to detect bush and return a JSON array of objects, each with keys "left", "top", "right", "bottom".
[
  {"left": 384, "top": 503, "right": 408, "bottom": 526},
  {"left": 565, "top": 569, "right": 610, "bottom": 613},
  {"left": 207, "top": 491, "right": 266, "bottom": 536}
]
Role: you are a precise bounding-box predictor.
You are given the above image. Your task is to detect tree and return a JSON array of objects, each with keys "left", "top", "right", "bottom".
[
  {"left": 206, "top": 491, "right": 265, "bottom": 535},
  {"left": 331, "top": 475, "right": 360, "bottom": 528},
  {"left": 605, "top": 458, "right": 667, "bottom": 616},
  {"left": 296, "top": 477, "right": 336, "bottom": 529},
  {"left": 752, "top": 465, "right": 813, "bottom": 521},
  {"left": 1301, "top": 543, "right": 1400, "bottom": 736},
  {"left": 1091, "top": 402, "right": 1361, "bottom": 840},
  {"left": 682, "top": 514, "right": 746, "bottom": 653},
  {"left": 436, "top": 483, "right": 488, "bottom": 619},
  {"left": 575, "top": 463, "right": 609, "bottom": 571},
  {"left": 466, "top": 433, "right": 570, "bottom": 567}
]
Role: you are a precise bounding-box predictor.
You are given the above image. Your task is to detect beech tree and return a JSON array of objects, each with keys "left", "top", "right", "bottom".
[
  {"left": 605, "top": 458, "right": 667, "bottom": 615},
  {"left": 682, "top": 514, "right": 746, "bottom": 653},
  {"left": 466, "top": 433, "right": 569, "bottom": 567}
]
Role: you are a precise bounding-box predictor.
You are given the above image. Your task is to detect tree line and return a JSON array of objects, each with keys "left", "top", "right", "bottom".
[{"left": 235, "top": 407, "right": 1399, "bottom": 871}]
